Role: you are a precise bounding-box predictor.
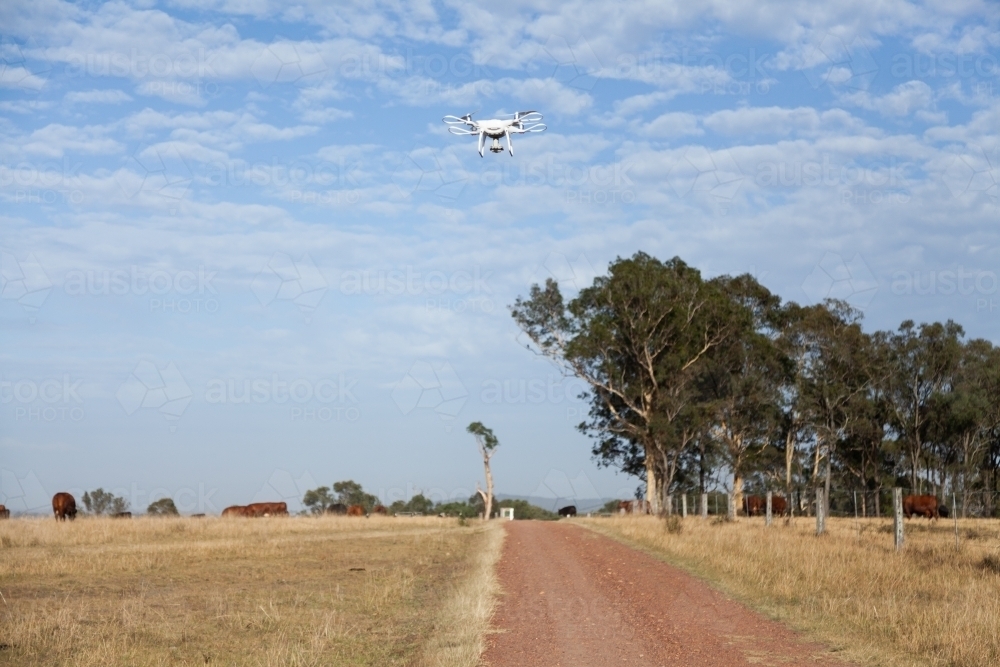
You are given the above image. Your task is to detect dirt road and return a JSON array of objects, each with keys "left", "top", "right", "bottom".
[{"left": 482, "top": 521, "right": 853, "bottom": 667}]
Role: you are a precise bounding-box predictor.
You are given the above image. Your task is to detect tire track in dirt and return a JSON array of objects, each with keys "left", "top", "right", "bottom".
[{"left": 482, "top": 521, "right": 855, "bottom": 667}]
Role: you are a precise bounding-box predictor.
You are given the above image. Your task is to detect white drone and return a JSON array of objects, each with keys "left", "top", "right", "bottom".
[{"left": 443, "top": 110, "right": 546, "bottom": 157}]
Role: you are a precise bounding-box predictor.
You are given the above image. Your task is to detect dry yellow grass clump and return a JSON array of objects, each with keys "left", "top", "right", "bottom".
[
  {"left": 0, "top": 515, "right": 503, "bottom": 667},
  {"left": 583, "top": 515, "right": 1000, "bottom": 667}
]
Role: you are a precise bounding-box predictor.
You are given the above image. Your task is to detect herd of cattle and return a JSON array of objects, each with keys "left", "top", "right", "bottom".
[
  {"left": 610, "top": 494, "right": 950, "bottom": 519},
  {"left": 0, "top": 492, "right": 953, "bottom": 521}
]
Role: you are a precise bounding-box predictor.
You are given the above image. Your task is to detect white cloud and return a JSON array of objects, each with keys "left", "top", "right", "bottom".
[
  {"left": 66, "top": 89, "right": 133, "bottom": 104},
  {"left": 643, "top": 112, "right": 702, "bottom": 138},
  {"left": 843, "top": 80, "right": 935, "bottom": 117}
]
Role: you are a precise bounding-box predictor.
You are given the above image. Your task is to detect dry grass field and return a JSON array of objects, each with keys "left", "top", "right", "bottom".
[
  {"left": 0, "top": 515, "right": 503, "bottom": 667},
  {"left": 582, "top": 515, "right": 1000, "bottom": 667}
]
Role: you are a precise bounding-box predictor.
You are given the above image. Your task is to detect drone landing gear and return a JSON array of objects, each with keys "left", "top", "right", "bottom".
[{"left": 490, "top": 138, "right": 503, "bottom": 153}]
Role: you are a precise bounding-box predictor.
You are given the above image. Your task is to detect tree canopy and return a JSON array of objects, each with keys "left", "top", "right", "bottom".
[{"left": 512, "top": 251, "right": 1000, "bottom": 517}]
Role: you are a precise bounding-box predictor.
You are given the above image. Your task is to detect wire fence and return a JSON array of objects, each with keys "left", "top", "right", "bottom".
[{"left": 658, "top": 490, "right": 1000, "bottom": 519}]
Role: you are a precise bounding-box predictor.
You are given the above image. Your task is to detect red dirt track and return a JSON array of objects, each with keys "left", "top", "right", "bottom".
[{"left": 482, "top": 521, "right": 854, "bottom": 667}]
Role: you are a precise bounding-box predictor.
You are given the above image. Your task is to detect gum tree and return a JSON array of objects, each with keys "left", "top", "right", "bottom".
[
  {"left": 468, "top": 421, "right": 499, "bottom": 519},
  {"left": 512, "top": 253, "right": 737, "bottom": 513}
]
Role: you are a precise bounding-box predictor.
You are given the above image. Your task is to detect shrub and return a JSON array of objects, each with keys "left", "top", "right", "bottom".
[{"left": 147, "top": 498, "right": 179, "bottom": 516}]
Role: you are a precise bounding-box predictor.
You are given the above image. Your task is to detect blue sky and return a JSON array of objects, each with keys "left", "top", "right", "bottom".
[{"left": 2, "top": 1, "right": 999, "bottom": 514}]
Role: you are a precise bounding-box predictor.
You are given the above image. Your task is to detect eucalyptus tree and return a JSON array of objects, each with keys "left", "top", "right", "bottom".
[
  {"left": 697, "top": 274, "right": 789, "bottom": 514},
  {"left": 787, "top": 301, "right": 871, "bottom": 514},
  {"left": 467, "top": 421, "right": 499, "bottom": 520},
  {"left": 925, "top": 338, "right": 1000, "bottom": 513},
  {"left": 511, "top": 253, "right": 737, "bottom": 512},
  {"left": 884, "top": 320, "right": 964, "bottom": 492}
]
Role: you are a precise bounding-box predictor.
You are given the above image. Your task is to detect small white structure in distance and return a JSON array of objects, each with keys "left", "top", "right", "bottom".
[{"left": 500, "top": 507, "right": 514, "bottom": 521}]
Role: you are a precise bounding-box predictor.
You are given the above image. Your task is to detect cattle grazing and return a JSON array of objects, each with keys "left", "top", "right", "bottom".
[
  {"left": 617, "top": 500, "right": 652, "bottom": 515},
  {"left": 371, "top": 505, "right": 387, "bottom": 515},
  {"left": 558, "top": 505, "right": 577, "bottom": 517},
  {"left": 222, "top": 505, "right": 249, "bottom": 517},
  {"left": 938, "top": 504, "right": 950, "bottom": 519},
  {"left": 347, "top": 504, "right": 365, "bottom": 517},
  {"left": 52, "top": 492, "right": 78, "bottom": 521},
  {"left": 325, "top": 503, "right": 348, "bottom": 515},
  {"left": 0, "top": 504, "right": 9, "bottom": 519},
  {"left": 112, "top": 511, "right": 132, "bottom": 518},
  {"left": 903, "top": 494, "right": 940, "bottom": 519},
  {"left": 743, "top": 495, "right": 766, "bottom": 516},
  {"left": 742, "top": 495, "right": 788, "bottom": 517},
  {"left": 245, "top": 501, "right": 289, "bottom": 517}
]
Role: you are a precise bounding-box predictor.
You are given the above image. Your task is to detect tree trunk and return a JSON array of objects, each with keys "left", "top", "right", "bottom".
[
  {"left": 733, "top": 473, "right": 744, "bottom": 518},
  {"left": 645, "top": 450, "right": 659, "bottom": 514},
  {"left": 824, "top": 447, "right": 832, "bottom": 518},
  {"left": 699, "top": 439, "right": 707, "bottom": 494},
  {"left": 481, "top": 457, "right": 494, "bottom": 521},
  {"left": 785, "top": 428, "right": 795, "bottom": 512}
]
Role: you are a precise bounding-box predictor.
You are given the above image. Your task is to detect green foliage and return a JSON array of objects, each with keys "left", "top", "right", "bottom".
[
  {"left": 494, "top": 499, "right": 558, "bottom": 521},
  {"left": 302, "top": 486, "right": 336, "bottom": 514},
  {"left": 82, "top": 488, "right": 129, "bottom": 515},
  {"left": 332, "top": 480, "right": 379, "bottom": 511},
  {"left": 466, "top": 421, "right": 498, "bottom": 452},
  {"left": 146, "top": 497, "right": 179, "bottom": 516},
  {"left": 435, "top": 501, "right": 479, "bottom": 518},
  {"left": 388, "top": 493, "right": 435, "bottom": 515},
  {"left": 513, "top": 250, "right": 1000, "bottom": 518},
  {"left": 600, "top": 499, "right": 622, "bottom": 513}
]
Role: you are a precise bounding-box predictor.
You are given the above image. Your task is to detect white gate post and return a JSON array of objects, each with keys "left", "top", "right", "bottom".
[
  {"left": 766, "top": 491, "right": 773, "bottom": 527},
  {"left": 893, "top": 488, "right": 904, "bottom": 551},
  {"left": 816, "top": 488, "right": 826, "bottom": 535},
  {"left": 681, "top": 494, "right": 688, "bottom": 518}
]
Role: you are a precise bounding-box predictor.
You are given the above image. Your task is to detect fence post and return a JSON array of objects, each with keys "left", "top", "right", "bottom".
[
  {"left": 701, "top": 493, "right": 708, "bottom": 519},
  {"left": 953, "top": 493, "right": 959, "bottom": 549},
  {"left": 815, "top": 488, "right": 825, "bottom": 535},
  {"left": 727, "top": 493, "right": 735, "bottom": 521},
  {"left": 681, "top": 494, "right": 688, "bottom": 518},
  {"left": 766, "top": 491, "right": 773, "bottom": 527},
  {"left": 893, "top": 488, "right": 904, "bottom": 551}
]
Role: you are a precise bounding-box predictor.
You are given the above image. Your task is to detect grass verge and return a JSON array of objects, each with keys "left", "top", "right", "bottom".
[
  {"left": 0, "top": 515, "right": 499, "bottom": 666},
  {"left": 421, "top": 521, "right": 504, "bottom": 667},
  {"left": 581, "top": 515, "right": 1000, "bottom": 667}
]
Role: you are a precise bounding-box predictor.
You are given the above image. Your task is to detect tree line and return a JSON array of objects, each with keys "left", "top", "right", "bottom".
[{"left": 512, "top": 252, "right": 1000, "bottom": 518}]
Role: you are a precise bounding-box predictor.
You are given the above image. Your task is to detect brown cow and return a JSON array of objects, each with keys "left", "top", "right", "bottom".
[
  {"left": 347, "top": 504, "right": 365, "bottom": 516},
  {"left": 0, "top": 504, "right": 10, "bottom": 519},
  {"left": 222, "top": 505, "right": 249, "bottom": 517},
  {"left": 245, "top": 501, "right": 289, "bottom": 517},
  {"left": 371, "top": 504, "right": 387, "bottom": 515},
  {"left": 743, "top": 495, "right": 788, "bottom": 517},
  {"left": 743, "top": 495, "right": 766, "bottom": 516},
  {"left": 903, "top": 494, "right": 940, "bottom": 519},
  {"left": 52, "top": 492, "right": 77, "bottom": 521}
]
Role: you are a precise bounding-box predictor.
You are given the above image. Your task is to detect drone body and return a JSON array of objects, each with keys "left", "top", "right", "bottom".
[{"left": 443, "top": 111, "right": 546, "bottom": 156}]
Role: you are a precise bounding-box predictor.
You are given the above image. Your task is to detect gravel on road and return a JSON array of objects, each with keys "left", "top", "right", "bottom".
[{"left": 481, "top": 521, "right": 855, "bottom": 667}]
